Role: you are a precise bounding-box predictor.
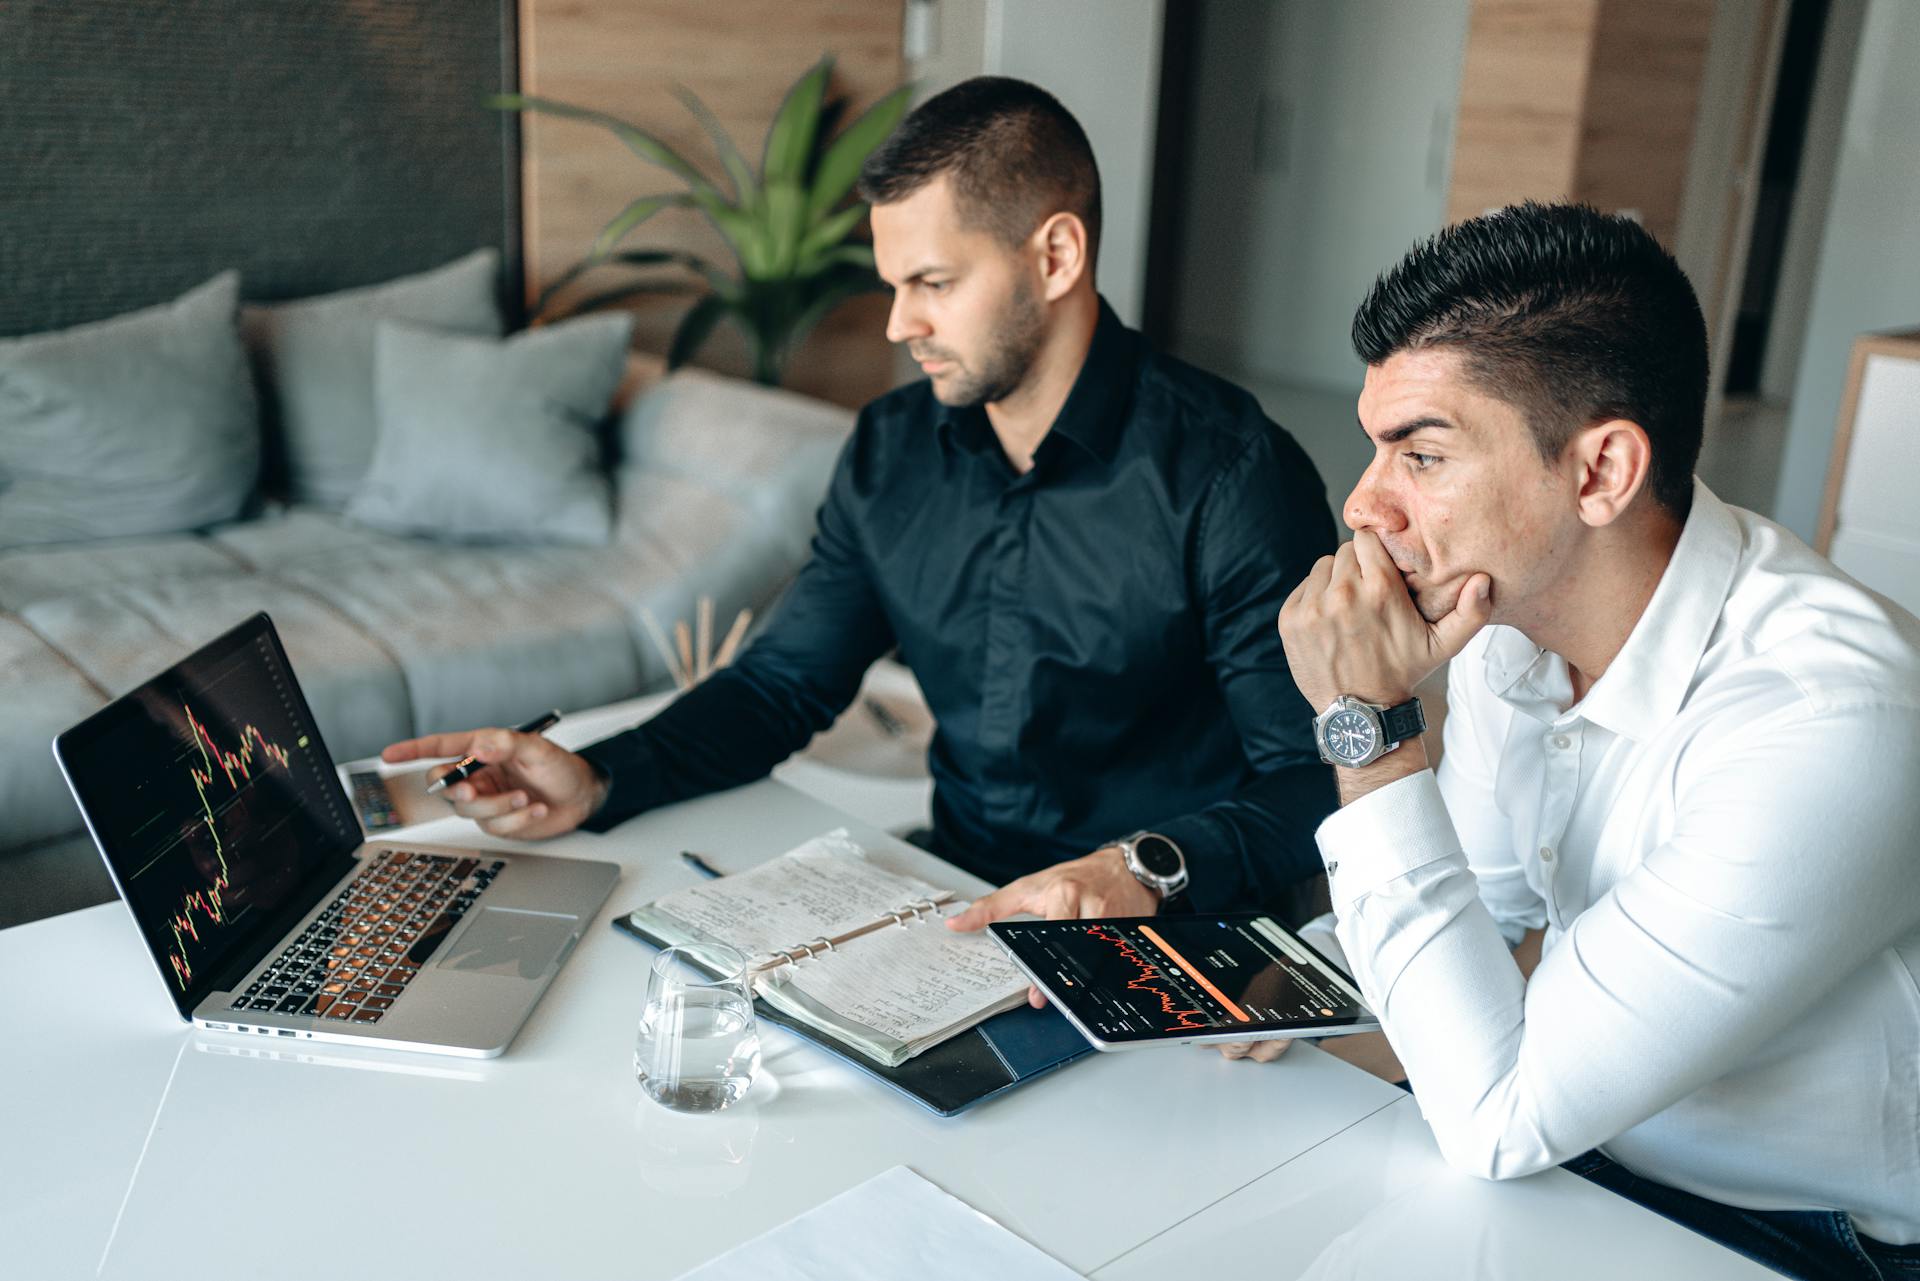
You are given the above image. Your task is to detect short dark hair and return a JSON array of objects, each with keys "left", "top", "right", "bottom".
[
  {"left": 1352, "top": 202, "right": 1707, "bottom": 517},
  {"left": 857, "top": 76, "right": 1101, "bottom": 266}
]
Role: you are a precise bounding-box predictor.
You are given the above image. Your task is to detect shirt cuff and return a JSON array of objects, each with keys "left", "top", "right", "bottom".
[
  {"left": 1314, "top": 768, "right": 1460, "bottom": 914},
  {"left": 574, "top": 729, "right": 669, "bottom": 833}
]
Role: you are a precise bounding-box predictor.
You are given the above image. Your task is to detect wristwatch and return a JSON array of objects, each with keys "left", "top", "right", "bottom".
[
  {"left": 1116, "top": 831, "right": 1189, "bottom": 901},
  {"left": 1313, "top": 694, "right": 1426, "bottom": 769}
]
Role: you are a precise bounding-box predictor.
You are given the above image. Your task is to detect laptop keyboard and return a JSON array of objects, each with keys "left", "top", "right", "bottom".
[{"left": 229, "top": 850, "right": 504, "bottom": 1025}]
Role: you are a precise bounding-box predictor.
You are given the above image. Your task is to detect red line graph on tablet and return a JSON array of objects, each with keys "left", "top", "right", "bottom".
[
  {"left": 160, "top": 703, "right": 293, "bottom": 989},
  {"left": 1082, "top": 924, "right": 1211, "bottom": 1032}
]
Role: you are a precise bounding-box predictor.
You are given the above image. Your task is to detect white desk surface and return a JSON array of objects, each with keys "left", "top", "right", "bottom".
[{"left": 0, "top": 696, "right": 1770, "bottom": 1280}]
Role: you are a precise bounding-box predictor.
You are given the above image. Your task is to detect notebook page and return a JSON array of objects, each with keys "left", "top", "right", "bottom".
[
  {"left": 783, "top": 903, "right": 1028, "bottom": 1048},
  {"left": 645, "top": 829, "right": 947, "bottom": 959}
]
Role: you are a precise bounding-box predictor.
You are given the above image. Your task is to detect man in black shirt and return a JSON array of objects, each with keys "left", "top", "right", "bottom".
[{"left": 382, "top": 77, "right": 1336, "bottom": 921}]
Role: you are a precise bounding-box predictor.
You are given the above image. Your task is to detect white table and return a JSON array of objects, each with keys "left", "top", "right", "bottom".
[{"left": 0, "top": 699, "right": 1772, "bottom": 1280}]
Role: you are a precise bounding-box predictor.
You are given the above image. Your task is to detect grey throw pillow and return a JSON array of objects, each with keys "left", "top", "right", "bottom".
[
  {"left": 0, "top": 272, "right": 259, "bottom": 549},
  {"left": 346, "top": 313, "right": 635, "bottom": 546},
  {"left": 242, "top": 249, "right": 502, "bottom": 509}
]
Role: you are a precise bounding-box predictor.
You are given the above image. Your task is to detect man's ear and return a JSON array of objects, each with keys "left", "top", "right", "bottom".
[
  {"left": 1031, "top": 211, "right": 1090, "bottom": 302},
  {"left": 1571, "top": 418, "right": 1653, "bottom": 527}
]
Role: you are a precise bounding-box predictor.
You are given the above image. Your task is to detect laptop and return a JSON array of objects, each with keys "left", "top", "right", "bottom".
[{"left": 53, "top": 612, "right": 620, "bottom": 1058}]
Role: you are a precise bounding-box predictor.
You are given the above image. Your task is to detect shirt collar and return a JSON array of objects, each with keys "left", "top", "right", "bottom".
[
  {"left": 934, "top": 297, "right": 1139, "bottom": 466},
  {"left": 1483, "top": 479, "right": 1744, "bottom": 739}
]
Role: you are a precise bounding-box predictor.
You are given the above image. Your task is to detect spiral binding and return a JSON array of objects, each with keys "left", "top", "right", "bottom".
[{"left": 753, "top": 897, "right": 945, "bottom": 976}]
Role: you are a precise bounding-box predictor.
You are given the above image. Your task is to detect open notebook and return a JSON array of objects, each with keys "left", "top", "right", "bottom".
[{"left": 624, "top": 830, "right": 1030, "bottom": 1067}]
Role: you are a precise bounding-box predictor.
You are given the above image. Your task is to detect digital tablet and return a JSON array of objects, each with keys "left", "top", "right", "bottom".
[{"left": 988, "top": 913, "right": 1378, "bottom": 1050}]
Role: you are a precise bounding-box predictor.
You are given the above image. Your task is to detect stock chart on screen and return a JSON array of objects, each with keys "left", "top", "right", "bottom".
[
  {"left": 998, "top": 915, "right": 1369, "bottom": 1041},
  {"left": 67, "top": 624, "right": 355, "bottom": 1001}
]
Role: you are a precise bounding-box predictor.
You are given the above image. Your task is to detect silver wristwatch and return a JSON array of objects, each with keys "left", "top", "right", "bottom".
[
  {"left": 1116, "top": 831, "right": 1189, "bottom": 900},
  {"left": 1313, "top": 694, "right": 1426, "bottom": 769}
]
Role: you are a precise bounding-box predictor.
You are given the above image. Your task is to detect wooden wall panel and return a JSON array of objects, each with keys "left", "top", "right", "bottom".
[
  {"left": 1447, "top": 0, "right": 1714, "bottom": 246},
  {"left": 1447, "top": 0, "right": 1599, "bottom": 225},
  {"left": 1573, "top": 0, "right": 1715, "bottom": 247},
  {"left": 520, "top": 0, "right": 904, "bottom": 407}
]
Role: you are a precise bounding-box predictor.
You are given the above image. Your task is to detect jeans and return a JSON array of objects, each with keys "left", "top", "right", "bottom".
[{"left": 1562, "top": 1150, "right": 1920, "bottom": 1281}]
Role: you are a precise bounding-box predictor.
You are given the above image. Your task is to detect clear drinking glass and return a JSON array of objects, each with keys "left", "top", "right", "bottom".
[{"left": 635, "top": 943, "right": 761, "bottom": 1113}]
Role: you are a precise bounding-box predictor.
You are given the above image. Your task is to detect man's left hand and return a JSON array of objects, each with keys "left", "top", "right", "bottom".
[
  {"left": 946, "top": 846, "right": 1158, "bottom": 1008},
  {"left": 1279, "top": 530, "right": 1492, "bottom": 714}
]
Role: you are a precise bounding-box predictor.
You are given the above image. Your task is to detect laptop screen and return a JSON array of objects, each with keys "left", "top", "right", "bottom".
[{"left": 56, "top": 613, "right": 360, "bottom": 1017}]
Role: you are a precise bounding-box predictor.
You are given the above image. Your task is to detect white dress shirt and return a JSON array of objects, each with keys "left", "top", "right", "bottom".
[{"left": 1314, "top": 481, "right": 1920, "bottom": 1243}]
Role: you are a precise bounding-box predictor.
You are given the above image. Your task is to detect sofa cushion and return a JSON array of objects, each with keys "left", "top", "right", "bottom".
[
  {"left": 618, "top": 369, "right": 851, "bottom": 539},
  {"left": 18, "top": 576, "right": 413, "bottom": 764},
  {"left": 0, "top": 272, "right": 259, "bottom": 549},
  {"left": 206, "top": 505, "right": 415, "bottom": 571},
  {"left": 277, "top": 542, "right": 645, "bottom": 735},
  {"left": 347, "top": 313, "right": 633, "bottom": 546},
  {"left": 0, "top": 616, "right": 107, "bottom": 850},
  {"left": 0, "top": 534, "right": 243, "bottom": 612},
  {"left": 242, "top": 250, "right": 502, "bottom": 509}
]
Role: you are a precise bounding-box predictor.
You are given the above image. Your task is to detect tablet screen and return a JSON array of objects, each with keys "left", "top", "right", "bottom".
[{"left": 990, "top": 914, "right": 1374, "bottom": 1046}]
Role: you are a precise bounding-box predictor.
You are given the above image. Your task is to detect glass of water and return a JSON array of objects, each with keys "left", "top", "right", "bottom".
[{"left": 635, "top": 943, "right": 761, "bottom": 1113}]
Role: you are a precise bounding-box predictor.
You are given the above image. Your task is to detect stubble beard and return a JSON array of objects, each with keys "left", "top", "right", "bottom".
[{"left": 918, "top": 281, "right": 1047, "bottom": 409}]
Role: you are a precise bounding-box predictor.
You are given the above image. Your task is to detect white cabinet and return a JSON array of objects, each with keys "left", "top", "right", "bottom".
[{"left": 1819, "top": 331, "right": 1920, "bottom": 618}]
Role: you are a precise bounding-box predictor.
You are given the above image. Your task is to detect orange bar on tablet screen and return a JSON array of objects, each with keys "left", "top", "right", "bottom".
[{"left": 1139, "top": 925, "right": 1250, "bottom": 1022}]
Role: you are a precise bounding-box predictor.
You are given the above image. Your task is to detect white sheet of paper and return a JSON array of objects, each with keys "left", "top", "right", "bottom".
[{"left": 672, "top": 1166, "right": 1084, "bottom": 1281}]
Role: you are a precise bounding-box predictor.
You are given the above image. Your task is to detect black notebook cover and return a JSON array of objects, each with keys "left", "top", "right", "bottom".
[{"left": 613, "top": 913, "right": 1092, "bottom": 1116}]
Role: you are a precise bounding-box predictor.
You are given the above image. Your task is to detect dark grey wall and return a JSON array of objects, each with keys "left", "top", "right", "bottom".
[{"left": 0, "top": 1, "right": 520, "bottom": 337}]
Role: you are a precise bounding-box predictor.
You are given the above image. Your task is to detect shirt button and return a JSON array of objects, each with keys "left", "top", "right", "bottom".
[
  {"left": 1539, "top": 846, "right": 1555, "bottom": 862},
  {"left": 1551, "top": 734, "right": 1572, "bottom": 750}
]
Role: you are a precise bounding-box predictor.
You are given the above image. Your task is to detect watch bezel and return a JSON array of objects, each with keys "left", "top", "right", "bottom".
[{"left": 1313, "top": 694, "right": 1422, "bottom": 769}]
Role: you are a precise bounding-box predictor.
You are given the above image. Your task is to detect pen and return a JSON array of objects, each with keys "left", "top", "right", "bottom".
[
  {"left": 680, "top": 850, "right": 725, "bottom": 879},
  {"left": 425, "top": 710, "right": 562, "bottom": 794}
]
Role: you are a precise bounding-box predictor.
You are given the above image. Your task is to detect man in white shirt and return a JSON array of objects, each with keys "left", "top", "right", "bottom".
[{"left": 1246, "top": 202, "right": 1920, "bottom": 1279}]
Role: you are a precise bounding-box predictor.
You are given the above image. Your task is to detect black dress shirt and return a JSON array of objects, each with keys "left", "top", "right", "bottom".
[{"left": 580, "top": 301, "right": 1338, "bottom": 913}]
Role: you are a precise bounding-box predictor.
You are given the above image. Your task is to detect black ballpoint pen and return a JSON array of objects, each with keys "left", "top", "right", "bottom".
[{"left": 424, "top": 709, "right": 562, "bottom": 794}]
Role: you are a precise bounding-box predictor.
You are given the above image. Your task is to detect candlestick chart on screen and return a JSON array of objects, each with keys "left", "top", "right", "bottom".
[{"left": 143, "top": 703, "right": 295, "bottom": 988}]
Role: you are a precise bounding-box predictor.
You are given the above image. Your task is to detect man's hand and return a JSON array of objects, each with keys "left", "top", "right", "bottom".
[
  {"left": 945, "top": 846, "right": 1159, "bottom": 1008},
  {"left": 1214, "top": 1038, "right": 1294, "bottom": 1064},
  {"left": 381, "top": 727, "right": 609, "bottom": 840},
  {"left": 1278, "top": 530, "right": 1492, "bottom": 715}
]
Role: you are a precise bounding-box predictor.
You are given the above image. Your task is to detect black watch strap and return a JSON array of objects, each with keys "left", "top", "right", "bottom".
[{"left": 1381, "top": 698, "right": 1426, "bottom": 746}]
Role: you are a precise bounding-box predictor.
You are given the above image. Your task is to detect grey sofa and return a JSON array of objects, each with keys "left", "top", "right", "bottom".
[{"left": 0, "top": 368, "right": 852, "bottom": 926}]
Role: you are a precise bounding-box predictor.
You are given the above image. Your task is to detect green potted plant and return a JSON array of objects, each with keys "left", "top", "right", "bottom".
[{"left": 492, "top": 58, "right": 911, "bottom": 387}]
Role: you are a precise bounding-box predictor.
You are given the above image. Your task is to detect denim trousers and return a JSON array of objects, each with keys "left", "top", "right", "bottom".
[{"left": 1561, "top": 1149, "right": 1920, "bottom": 1281}]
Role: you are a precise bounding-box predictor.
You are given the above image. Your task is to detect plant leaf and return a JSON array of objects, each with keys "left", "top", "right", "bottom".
[
  {"left": 588, "top": 192, "right": 696, "bottom": 260},
  {"left": 490, "top": 93, "right": 719, "bottom": 197},
  {"left": 799, "top": 243, "right": 876, "bottom": 277},
  {"left": 806, "top": 84, "right": 912, "bottom": 223},
  {"left": 673, "top": 86, "right": 757, "bottom": 204},
  {"left": 566, "top": 279, "right": 700, "bottom": 317},
  {"left": 538, "top": 249, "right": 737, "bottom": 317},
  {"left": 761, "top": 57, "right": 832, "bottom": 186},
  {"left": 796, "top": 202, "right": 868, "bottom": 268},
  {"left": 687, "top": 189, "right": 767, "bottom": 276},
  {"left": 763, "top": 179, "right": 809, "bottom": 278},
  {"left": 668, "top": 293, "right": 733, "bottom": 369},
  {"left": 786, "top": 264, "right": 887, "bottom": 354}
]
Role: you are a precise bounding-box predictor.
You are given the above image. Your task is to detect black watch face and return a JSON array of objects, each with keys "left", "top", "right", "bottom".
[
  {"left": 1323, "top": 709, "right": 1379, "bottom": 765},
  {"left": 1134, "top": 835, "right": 1182, "bottom": 878}
]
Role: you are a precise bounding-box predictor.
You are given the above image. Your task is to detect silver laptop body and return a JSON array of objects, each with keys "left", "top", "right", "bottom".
[{"left": 53, "top": 612, "right": 619, "bottom": 1059}]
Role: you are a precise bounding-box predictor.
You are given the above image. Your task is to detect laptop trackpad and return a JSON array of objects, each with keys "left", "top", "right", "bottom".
[{"left": 437, "top": 908, "right": 578, "bottom": 979}]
